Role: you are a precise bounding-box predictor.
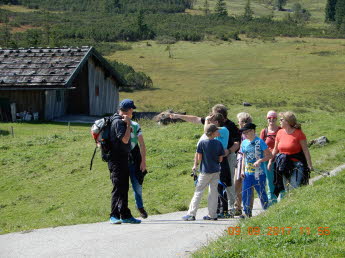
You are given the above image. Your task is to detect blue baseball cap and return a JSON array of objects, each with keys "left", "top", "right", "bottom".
[{"left": 119, "top": 99, "right": 136, "bottom": 109}]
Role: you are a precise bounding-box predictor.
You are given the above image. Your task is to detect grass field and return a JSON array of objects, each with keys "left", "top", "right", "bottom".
[
  {"left": 1, "top": 114, "right": 343, "bottom": 234},
  {"left": 0, "top": 121, "right": 206, "bottom": 234},
  {"left": 110, "top": 38, "right": 345, "bottom": 114},
  {"left": 193, "top": 0, "right": 329, "bottom": 28},
  {"left": 0, "top": 4, "right": 36, "bottom": 13},
  {"left": 1, "top": 36, "right": 345, "bottom": 235},
  {"left": 193, "top": 170, "right": 345, "bottom": 257}
]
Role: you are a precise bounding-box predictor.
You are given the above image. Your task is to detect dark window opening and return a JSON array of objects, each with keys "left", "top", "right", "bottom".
[
  {"left": 95, "top": 86, "right": 100, "bottom": 97},
  {"left": 56, "top": 90, "right": 61, "bottom": 102}
]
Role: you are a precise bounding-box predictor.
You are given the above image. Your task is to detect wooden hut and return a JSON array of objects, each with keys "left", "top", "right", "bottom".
[{"left": 0, "top": 46, "right": 121, "bottom": 121}]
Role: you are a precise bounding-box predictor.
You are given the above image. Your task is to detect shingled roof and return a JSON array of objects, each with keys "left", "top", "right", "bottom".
[{"left": 0, "top": 46, "right": 121, "bottom": 89}]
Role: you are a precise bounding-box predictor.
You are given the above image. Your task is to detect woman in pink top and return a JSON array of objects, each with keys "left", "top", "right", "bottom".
[
  {"left": 268, "top": 112, "right": 313, "bottom": 191},
  {"left": 260, "top": 111, "right": 282, "bottom": 204}
]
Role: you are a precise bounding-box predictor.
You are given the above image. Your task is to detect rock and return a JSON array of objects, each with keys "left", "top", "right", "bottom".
[
  {"left": 153, "top": 110, "right": 186, "bottom": 125},
  {"left": 308, "top": 136, "right": 329, "bottom": 147},
  {"left": 243, "top": 102, "right": 252, "bottom": 106}
]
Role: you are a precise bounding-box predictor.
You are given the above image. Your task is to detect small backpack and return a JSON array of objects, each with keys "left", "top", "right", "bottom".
[
  {"left": 262, "top": 127, "right": 277, "bottom": 142},
  {"left": 90, "top": 116, "right": 115, "bottom": 170}
]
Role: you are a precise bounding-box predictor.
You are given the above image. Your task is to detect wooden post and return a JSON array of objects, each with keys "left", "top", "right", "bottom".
[{"left": 11, "top": 126, "right": 14, "bottom": 137}]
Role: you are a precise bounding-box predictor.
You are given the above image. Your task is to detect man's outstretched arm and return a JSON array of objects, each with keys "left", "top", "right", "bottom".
[{"left": 170, "top": 114, "right": 202, "bottom": 124}]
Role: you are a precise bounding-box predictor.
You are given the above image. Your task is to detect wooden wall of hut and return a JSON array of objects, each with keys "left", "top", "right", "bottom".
[
  {"left": 0, "top": 90, "right": 44, "bottom": 115},
  {"left": 88, "top": 58, "right": 119, "bottom": 116},
  {"left": 44, "top": 89, "right": 67, "bottom": 120}
]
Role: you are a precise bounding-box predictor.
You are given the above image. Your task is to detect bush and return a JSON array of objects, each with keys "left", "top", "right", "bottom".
[
  {"left": 108, "top": 60, "right": 153, "bottom": 90},
  {"left": 155, "top": 35, "right": 177, "bottom": 44}
]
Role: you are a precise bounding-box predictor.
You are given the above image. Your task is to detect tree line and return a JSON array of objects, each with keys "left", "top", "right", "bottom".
[
  {"left": 325, "top": 0, "right": 345, "bottom": 30},
  {"left": 0, "top": 0, "right": 195, "bottom": 13},
  {"left": 1, "top": 0, "right": 345, "bottom": 89}
]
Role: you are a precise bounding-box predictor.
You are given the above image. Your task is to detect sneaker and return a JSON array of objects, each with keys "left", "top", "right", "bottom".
[
  {"left": 217, "top": 213, "right": 225, "bottom": 219},
  {"left": 234, "top": 209, "right": 242, "bottom": 216},
  {"left": 239, "top": 213, "right": 252, "bottom": 219},
  {"left": 228, "top": 210, "right": 235, "bottom": 218},
  {"left": 223, "top": 212, "right": 233, "bottom": 218},
  {"left": 138, "top": 207, "right": 148, "bottom": 219},
  {"left": 122, "top": 217, "right": 141, "bottom": 224},
  {"left": 109, "top": 216, "right": 122, "bottom": 224},
  {"left": 182, "top": 215, "right": 196, "bottom": 221},
  {"left": 203, "top": 215, "right": 217, "bottom": 221}
]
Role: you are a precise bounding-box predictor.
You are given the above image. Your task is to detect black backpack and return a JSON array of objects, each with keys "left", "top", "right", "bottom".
[{"left": 90, "top": 116, "right": 115, "bottom": 170}]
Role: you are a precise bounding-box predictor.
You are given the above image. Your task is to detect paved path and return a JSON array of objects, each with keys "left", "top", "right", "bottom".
[{"left": 0, "top": 201, "right": 264, "bottom": 258}]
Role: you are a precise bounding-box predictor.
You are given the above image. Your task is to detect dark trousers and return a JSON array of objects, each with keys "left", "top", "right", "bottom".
[
  {"left": 217, "top": 159, "right": 231, "bottom": 214},
  {"left": 108, "top": 155, "right": 132, "bottom": 219},
  {"left": 217, "top": 184, "right": 228, "bottom": 214}
]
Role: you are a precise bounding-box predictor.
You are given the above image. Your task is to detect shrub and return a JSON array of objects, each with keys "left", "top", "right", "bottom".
[{"left": 155, "top": 35, "right": 177, "bottom": 44}]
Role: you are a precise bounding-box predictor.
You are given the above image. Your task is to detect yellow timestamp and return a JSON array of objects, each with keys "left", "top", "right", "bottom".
[{"left": 227, "top": 227, "right": 331, "bottom": 236}]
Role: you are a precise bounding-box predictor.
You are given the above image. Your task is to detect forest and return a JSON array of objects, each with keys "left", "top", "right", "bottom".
[{"left": 1, "top": 0, "right": 345, "bottom": 89}]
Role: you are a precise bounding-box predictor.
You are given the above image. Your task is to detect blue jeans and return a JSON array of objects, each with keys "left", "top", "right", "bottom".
[
  {"left": 263, "top": 161, "right": 285, "bottom": 204},
  {"left": 242, "top": 173, "right": 269, "bottom": 216},
  {"left": 129, "top": 163, "right": 144, "bottom": 209},
  {"left": 283, "top": 161, "right": 304, "bottom": 190}
]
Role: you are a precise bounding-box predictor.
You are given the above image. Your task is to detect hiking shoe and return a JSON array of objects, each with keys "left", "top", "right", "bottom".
[
  {"left": 203, "top": 215, "right": 217, "bottom": 221},
  {"left": 239, "top": 213, "right": 252, "bottom": 219},
  {"left": 217, "top": 212, "right": 232, "bottom": 219},
  {"left": 234, "top": 209, "right": 242, "bottom": 216},
  {"left": 109, "top": 216, "right": 122, "bottom": 224},
  {"left": 217, "top": 213, "right": 225, "bottom": 219},
  {"left": 138, "top": 207, "right": 148, "bottom": 219},
  {"left": 223, "top": 212, "right": 234, "bottom": 218},
  {"left": 228, "top": 210, "right": 235, "bottom": 218},
  {"left": 182, "top": 215, "right": 196, "bottom": 221},
  {"left": 122, "top": 217, "right": 141, "bottom": 224}
]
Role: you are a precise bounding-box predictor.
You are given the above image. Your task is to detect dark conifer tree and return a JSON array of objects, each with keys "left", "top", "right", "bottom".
[
  {"left": 243, "top": 0, "right": 254, "bottom": 21},
  {"left": 215, "top": 0, "right": 228, "bottom": 16},
  {"left": 275, "top": 0, "right": 287, "bottom": 11},
  {"left": 335, "top": 0, "right": 345, "bottom": 27},
  {"left": 325, "top": 0, "right": 337, "bottom": 22}
]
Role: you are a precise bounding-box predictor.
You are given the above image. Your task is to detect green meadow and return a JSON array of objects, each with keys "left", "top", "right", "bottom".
[
  {"left": 111, "top": 37, "right": 345, "bottom": 114},
  {"left": 1, "top": 35, "right": 345, "bottom": 235},
  {"left": 192, "top": 0, "right": 330, "bottom": 28}
]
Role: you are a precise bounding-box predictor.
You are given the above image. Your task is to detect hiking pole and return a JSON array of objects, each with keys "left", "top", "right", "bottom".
[
  {"left": 313, "top": 168, "right": 330, "bottom": 177},
  {"left": 90, "top": 146, "right": 98, "bottom": 171}
]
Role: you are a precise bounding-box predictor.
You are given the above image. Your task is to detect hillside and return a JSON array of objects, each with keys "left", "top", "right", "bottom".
[{"left": 0, "top": 0, "right": 344, "bottom": 53}]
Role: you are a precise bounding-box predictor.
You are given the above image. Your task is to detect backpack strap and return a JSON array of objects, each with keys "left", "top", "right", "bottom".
[{"left": 263, "top": 127, "right": 268, "bottom": 141}]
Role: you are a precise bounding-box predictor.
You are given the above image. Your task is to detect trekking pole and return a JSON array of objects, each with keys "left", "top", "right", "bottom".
[
  {"left": 11, "top": 126, "right": 14, "bottom": 137},
  {"left": 89, "top": 146, "right": 98, "bottom": 171}
]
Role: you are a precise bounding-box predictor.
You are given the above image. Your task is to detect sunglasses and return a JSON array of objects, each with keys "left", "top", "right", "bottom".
[
  {"left": 242, "top": 130, "right": 252, "bottom": 134},
  {"left": 267, "top": 117, "right": 277, "bottom": 120},
  {"left": 279, "top": 118, "right": 285, "bottom": 122}
]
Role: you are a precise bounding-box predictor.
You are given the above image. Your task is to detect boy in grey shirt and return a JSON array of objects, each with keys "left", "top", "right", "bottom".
[{"left": 182, "top": 124, "right": 225, "bottom": 221}]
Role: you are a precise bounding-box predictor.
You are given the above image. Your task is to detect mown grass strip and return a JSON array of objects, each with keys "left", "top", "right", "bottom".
[{"left": 193, "top": 170, "right": 345, "bottom": 257}]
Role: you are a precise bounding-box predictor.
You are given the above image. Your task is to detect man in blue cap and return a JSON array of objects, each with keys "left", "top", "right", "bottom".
[{"left": 108, "top": 99, "right": 141, "bottom": 224}]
